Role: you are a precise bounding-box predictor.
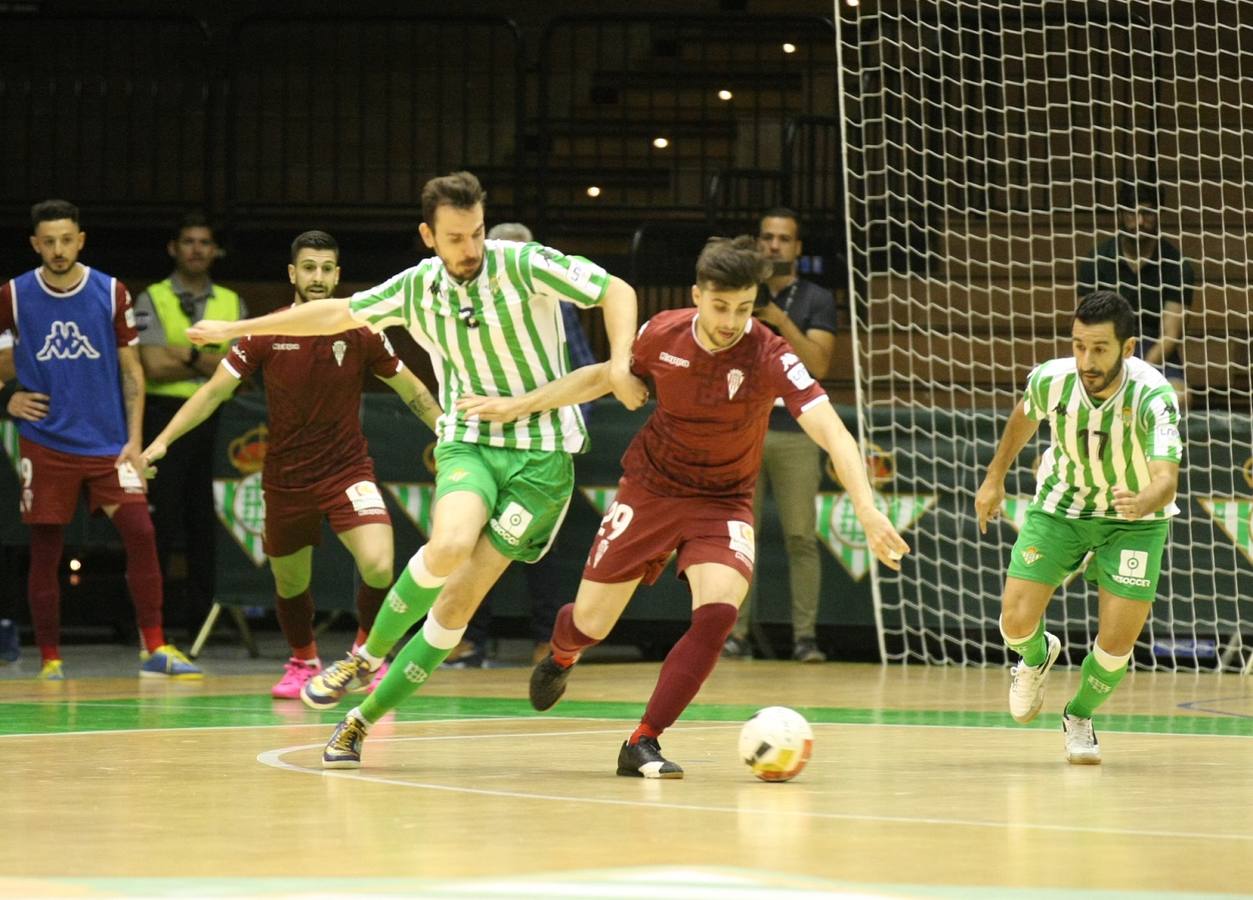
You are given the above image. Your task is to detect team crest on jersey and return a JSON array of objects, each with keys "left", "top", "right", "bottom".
[
  {"left": 727, "top": 368, "right": 744, "bottom": 399},
  {"left": 35, "top": 321, "right": 100, "bottom": 361},
  {"left": 1122, "top": 406, "right": 1133, "bottom": 429},
  {"left": 332, "top": 339, "right": 347, "bottom": 366},
  {"left": 1021, "top": 545, "right": 1042, "bottom": 566}
]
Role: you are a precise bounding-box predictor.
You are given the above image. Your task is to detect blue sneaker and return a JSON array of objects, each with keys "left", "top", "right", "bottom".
[
  {"left": 322, "top": 708, "right": 370, "bottom": 769},
  {"left": 139, "top": 645, "right": 203, "bottom": 680},
  {"left": 0, "top": 619, "right": 19, "bottom": 664}
]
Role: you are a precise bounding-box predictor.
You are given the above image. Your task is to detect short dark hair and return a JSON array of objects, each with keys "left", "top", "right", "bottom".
[
  {"left": 696, "top": 235, "right": 770, "bottom": 290},
  {"left": 760, "top": 206, "right": 802, "bottom": 239},
  {"left": 421, "top": 171, "right": 486, "bottom": 228},
  {"left": 1074, "top": 289, "right": 1136, "bottom": 344},
  {"left": 1117, "top": 181, "right": 1162, "bottom": 213},
  {"left": 290, "top": 230, "right": 339, "bottom": 263},
  {"left": 172, "top": 211, "right": 216, "bottom": 242},
  {"left": 31, "top": 199, "right": 79, "bottom": 232}
]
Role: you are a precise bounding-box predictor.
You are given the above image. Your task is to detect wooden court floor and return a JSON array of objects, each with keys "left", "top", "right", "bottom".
[{"left": 1, "top": 658, "right": 1251, "bottom": 899}]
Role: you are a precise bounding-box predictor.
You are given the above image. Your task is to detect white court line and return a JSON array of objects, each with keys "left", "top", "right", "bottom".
[{"left": 256, "top": 729, "right": 1253, "bottom": 846}]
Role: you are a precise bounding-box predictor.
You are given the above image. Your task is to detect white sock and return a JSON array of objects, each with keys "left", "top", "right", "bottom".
[
  {"left": 408, "top": 547, "right": 448, "bottom": 589},
  {"left": 1092, "top": 641, "right": 1132, "bottom": 673},
  {"left": 422, "top": 612, "right": 467, "bottom": 651}
]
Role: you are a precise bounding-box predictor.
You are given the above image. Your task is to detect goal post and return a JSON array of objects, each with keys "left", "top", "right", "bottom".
[{"left": 836, "top": 2, "right": 1253, "bottom": 670}]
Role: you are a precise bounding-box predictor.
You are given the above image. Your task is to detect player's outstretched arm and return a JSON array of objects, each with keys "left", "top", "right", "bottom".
[
  {"left": 1112, "top": 460, "right": 1180, "bottom": 521},
  {"left": 381, "top": 369, "right": 443, "bottom": 433},
  {"left": 974, "top": 399, "right": 1041, "bottom": 534},
  {"left": 600, "top": 277, "right": 646, "bottom": 410},
  {"left": 187, "top": 298, "right": 357, "bottom": 346},
  {"left": 142, "top": 364, "right": 240, "bottom": 475},
  {"left": 797, "top": 400, "right": 911, "bottom": 570},
  {"left": 456, "top": 363, "right": 615, "bottom": 423}
]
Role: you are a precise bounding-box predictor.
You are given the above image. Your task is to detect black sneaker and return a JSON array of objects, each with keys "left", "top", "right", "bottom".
[
  {"left": 529, "top": 654, "right": 573, "bottom": 711},
  {"left": 616, "top": 736, "right": 684, "bottom": 779}
]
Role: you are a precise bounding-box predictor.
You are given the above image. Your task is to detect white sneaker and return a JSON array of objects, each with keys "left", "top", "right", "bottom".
[
  {"left": 1063, "top": 708, "right": 1101, "bottom": 765},
  {"left": 1008, "top": 631, "right": 1062, "bottom": 723}
]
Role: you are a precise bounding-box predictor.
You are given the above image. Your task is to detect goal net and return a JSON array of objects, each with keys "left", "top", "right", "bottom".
[{"left": 837, "top": 2, "right": 1253, "bottom": 670}]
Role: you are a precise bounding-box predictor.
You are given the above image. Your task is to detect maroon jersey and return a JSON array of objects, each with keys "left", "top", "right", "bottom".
[
  {"left": 623, "top": 308, "right": 829, "bottom": 498},
  {"left": 223, "top": 312, "right": 402, "bottom": 489}
]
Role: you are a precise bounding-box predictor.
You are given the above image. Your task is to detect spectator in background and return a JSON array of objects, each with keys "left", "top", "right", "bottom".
[
  {"left": 723, "top": 207, "right": 839, "bottom": 663},
  {"left": 444, "top": 221, "right": 600, "bottom": 667},
  {"left": 1076, "top": 181, "right": 1197, "bottom": 409},
  {"left": 134, "top": 213, "right": 247, "bottom": 638},
  {"left": 0, "top": 199, "right": 200, "bottom": 679}
]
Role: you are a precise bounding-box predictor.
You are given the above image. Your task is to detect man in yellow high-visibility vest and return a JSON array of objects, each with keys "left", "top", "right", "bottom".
[{"left": 135, "top": 212, "right": 246, "bottom": 638}]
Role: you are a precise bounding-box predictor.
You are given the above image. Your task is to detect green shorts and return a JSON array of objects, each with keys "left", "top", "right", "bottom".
[
  {"left": 433, "top": 441, "right": 575, "bottom": 563},
  {"left": 1007, "top": 508, "right": 1169, "bottom": 602}
]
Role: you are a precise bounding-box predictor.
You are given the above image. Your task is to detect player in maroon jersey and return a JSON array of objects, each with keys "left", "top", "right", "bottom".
[
  {"left": 458, "top": 236, "right": 909, "bottom": 777},
  {"left": 143, "top": 231, "right": 441, "bottom": 698}
]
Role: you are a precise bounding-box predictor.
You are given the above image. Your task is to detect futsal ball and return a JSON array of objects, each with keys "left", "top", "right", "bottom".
[{"left": 739, "top": 706, "right": 814, "bottom": 782}]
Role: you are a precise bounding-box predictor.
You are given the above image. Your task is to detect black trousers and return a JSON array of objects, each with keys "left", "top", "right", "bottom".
[{"left": 143, "top": 395, "right": 219, "bottom": 634}]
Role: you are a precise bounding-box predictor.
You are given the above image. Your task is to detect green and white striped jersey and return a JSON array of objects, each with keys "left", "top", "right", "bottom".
[
  {"left": 1022, "top": 356, "right": 1183, "bottom": 519},
  {"left": 348, "top": 240, "right": 609, "bottom": 453}
]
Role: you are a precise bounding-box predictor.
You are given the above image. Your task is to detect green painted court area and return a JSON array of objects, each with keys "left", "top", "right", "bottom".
[{"left": 3, "top": 692, "right": 1252, "bottom": 738}]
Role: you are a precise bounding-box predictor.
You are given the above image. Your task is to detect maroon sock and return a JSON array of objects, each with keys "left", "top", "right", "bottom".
[
  {"left": 354, "top": 583, "right": 389, "bottom": 637},
  {"left": 637, "top": 602, "right": 737, "bottom": 741},
  {"left": 275, "top": 589, "right": 316, "bottom": 653},
  {"left": 111, "top": 504, "right": 165, "bottom": 651},
  {"left": 27, "top": 524, "right": 65, "bottom": 658},
  {"left": 550, "top": 602, "right": 599, "bottom": 667}
]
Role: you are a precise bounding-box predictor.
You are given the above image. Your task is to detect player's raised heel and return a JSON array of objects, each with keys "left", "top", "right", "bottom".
[
  {"left": 616, "top": 737, "right": 684, "bottom": 779},
  {"left": 323, "top": 709, "right": 370, "bottom": 769},
  {"left": 1063, "top": 707, "right": 1101, "bottom": 765},
  {"left": 302, "top": 653, "right": 375, "bottom": 710},
  {"left": 529, "top": 654, "right": 573, "bottom": 711},
  {"left": 1008, "top": 632, "right": 1061, "bottom": 723}
]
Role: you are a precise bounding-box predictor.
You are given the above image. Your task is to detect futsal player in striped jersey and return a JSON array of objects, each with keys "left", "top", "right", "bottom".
[
  {"left": 0, "top": 200, "right": 200, "bottom": 679},
  {"left": 975, "top": 290, "right": 1183, "bottom": 764},
  {"left": 460, "top": 236, "right": 910, "bottom": 778},
  {"left": 188, "top": 171, "right": 645, "bottom": 765}
]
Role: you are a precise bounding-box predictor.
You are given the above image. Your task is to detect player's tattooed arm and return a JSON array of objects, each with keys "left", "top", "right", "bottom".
[
  {"left": 116, "top": 345, "right": 150, "bottom": 482},
  {"left": 382, "top": 369, "right": 443, "bottom": 433}
]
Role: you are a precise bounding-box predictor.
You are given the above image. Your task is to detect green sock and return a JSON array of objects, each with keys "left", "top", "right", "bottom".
[
  {"left": 359, "top": 627, "right": 456, "bottom": 721},
  {"left": 1005, "top": 619, "right": 1048, "bottom": 667},
  {"left": 1066, "top": 651, "right": 1128, "bottom": 719},
  {"left": 363, "top": 567, "right": 443, "bottom": 660}
]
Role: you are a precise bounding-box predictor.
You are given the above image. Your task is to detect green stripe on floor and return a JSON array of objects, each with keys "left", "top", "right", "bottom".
[{"left": 1, "top": 693, "right": 1251, "bottom": 738}]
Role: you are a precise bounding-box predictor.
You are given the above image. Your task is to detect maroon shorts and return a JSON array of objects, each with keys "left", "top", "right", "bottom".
[
  {"left": 582, "top": 476, "right": 756, "bottom": 585},
  {"left": 263, "top": 474, "right": 392, "bottom": 558},
  {"left": 18, "top": 437, "right": 148, "bottom": 525}
]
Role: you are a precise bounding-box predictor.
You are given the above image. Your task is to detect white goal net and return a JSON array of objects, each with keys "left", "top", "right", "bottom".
[{"left": 837, "top": 2, "right": 1253, "bottom": 671}]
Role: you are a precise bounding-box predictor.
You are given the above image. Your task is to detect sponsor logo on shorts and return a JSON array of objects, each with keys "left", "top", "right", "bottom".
[
  {"left": 1112, "top": 548, "right": 1151, "bottom": 587},
  {"left": 490, "top": 501, "right": 534, "bottom": 546},
  {"left": 345, "top": 480, "right": 387, "bottom": 515},
  {"left": 272, "top": 342, "right": 301, "bottom": 350},
  {"left": 1020, "top": 545, "right": 1042, "bottom": 566},
  {"left": 727, "top": 520, "right": 755, "bottom": 563},
  {"left": 660, "top": 351, "right": 690, "bottom": 368},
  {"left": 403, "top": 662, "right": 429, "bottom": 684},
  {"left": 36, "top": 321, "right": 101, "bottom": 361}
]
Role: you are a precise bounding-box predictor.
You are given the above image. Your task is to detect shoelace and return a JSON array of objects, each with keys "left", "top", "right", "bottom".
[{"left": 324, "top": 658, "right": 362, "bottom": 689}]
